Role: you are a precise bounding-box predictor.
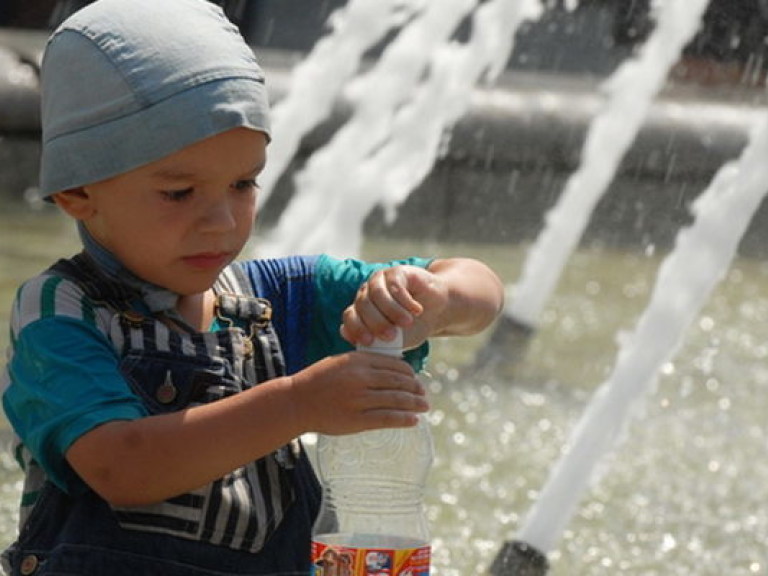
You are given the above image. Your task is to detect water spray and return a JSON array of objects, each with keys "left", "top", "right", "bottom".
[
  {"left": 478, "top": 0, "right": 711, "bottom": 370},
  {"left": 499, "top": 103, "right": 768, "bottom": 576},
  {"left": 257, "top": 0, "right": 423, "bottom": 209},
  {"left": 260, "top": 0, "right": 542, "bottom": 259}
]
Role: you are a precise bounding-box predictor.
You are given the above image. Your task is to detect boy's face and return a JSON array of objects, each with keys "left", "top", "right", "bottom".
[{"left": 55, "top": 127, "right": 266, "bottom": 295}]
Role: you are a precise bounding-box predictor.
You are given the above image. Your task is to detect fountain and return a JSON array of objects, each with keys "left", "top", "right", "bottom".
[
  {"left": 256, "top": 0, "right": 768, "bottom": 573},
  {"left": 260, "top": 0, "right": 542, "bottom": 258},
  {"left": 496, "top": 108, "right": 768, "bottom": 574},
  {"left": 476, "top": 0, "right": 712, "bottom": 376},
  {"left": 255, "top": 0, "right": 425, "bottom": 207}
]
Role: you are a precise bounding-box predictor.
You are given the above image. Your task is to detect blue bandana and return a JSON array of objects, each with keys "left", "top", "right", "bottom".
[{"left": 40, "top": 0, "right": 270, "bottom": 198}]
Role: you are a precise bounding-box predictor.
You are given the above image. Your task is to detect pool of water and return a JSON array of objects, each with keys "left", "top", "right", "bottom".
[{"left": 2, "top": 204, "right": 768, "bottom": 574}]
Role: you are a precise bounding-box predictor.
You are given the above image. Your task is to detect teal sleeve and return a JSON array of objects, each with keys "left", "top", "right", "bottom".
[
  {"left": 3, "top": 317, "right": 148, "bottom": 492},
  {"left": 307, "top": 254, "right": 433, "bottom": 370}
]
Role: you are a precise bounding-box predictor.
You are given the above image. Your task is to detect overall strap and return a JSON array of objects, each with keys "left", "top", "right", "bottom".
[
  {"left": 49, "top": 252, "right": 194, "bottom": 330},
  {"left": 49, "top": 252, "right": 138, "bottom": 312},
  {"left": 215, "top": 293, "right": 271, "bottom": 328},
  {"left": 214, "top": 262, "right": 287, "bottom": 383}
]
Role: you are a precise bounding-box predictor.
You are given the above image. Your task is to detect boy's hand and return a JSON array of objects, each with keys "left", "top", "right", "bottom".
[
  {"left": 340, "top": 265, "right": 449, "bottom": 349},
  {"left": 288, "top": 351, "right": 428, "bottom": 435}
]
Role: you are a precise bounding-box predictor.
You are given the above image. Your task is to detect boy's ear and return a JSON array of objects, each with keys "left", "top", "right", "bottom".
[{"left": 51, "top": 188, "right": 96, "bottom": 220}]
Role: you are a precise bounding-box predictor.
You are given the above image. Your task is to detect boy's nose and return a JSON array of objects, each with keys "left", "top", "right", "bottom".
[{"left": 199, "top": 199, "right": 237, "bottom": 232}]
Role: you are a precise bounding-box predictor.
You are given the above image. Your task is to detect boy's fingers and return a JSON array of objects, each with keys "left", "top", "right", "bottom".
[
  {"left": 361, "top": 410, "right": 422, "bottom": 429},
  {"left": 341, "top": 266, "right": 438, "bottom": 346},
  {"left": 361, "top": 387, "right": 428, "bottom": 410},
  {"left": 369, "top": 269, "right": 423, "bottom": 317},
  {"left": 364, "top": 373, "right": 424, "bottom": 397}
]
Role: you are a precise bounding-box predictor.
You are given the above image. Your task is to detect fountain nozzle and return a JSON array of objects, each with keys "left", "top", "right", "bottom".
[
  {"left": 489, "top": 540, "right": 549, "bottom": 576},
  {"left": 467, "top": 314, "right": 536, "bottom": 376}
]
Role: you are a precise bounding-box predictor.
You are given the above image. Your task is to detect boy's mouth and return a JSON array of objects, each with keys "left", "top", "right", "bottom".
[{"left": 182, "top": 252, "right": 232, "bottom": 269}]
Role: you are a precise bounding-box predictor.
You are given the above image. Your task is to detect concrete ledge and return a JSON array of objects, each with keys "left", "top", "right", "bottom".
[
  {"left": 2, "top": 35, "right": 766, "bottom": 255},
  {"left": 0, "top": 45, "right": 39, "bottom": 132}
]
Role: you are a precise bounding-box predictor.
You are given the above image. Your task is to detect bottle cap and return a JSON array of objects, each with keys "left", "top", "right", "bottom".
[{"left": 357, "top": 327, "right": 403, "bottom": 357}]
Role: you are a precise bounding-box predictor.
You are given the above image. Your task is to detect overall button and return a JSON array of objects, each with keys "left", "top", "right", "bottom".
[
  {"left": 156, "top": 371, "right": 178, "bottom": 404},
  {"left": 121, "top": 310, "right": 145, "bottom": 326},
  {"left": 20, "top": 554, "right": 39, "bottom": 575}
]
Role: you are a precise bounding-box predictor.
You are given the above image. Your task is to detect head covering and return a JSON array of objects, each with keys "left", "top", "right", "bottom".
[{"left": 39, "top": 0, "right": 270, "bottom": 198}]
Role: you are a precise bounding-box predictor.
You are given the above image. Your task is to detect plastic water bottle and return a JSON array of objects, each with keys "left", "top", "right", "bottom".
[{"left": 311, "top": 329, "right": 433, "bottom": 576}]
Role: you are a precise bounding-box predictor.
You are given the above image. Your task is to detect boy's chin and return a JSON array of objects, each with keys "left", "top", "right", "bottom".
[{"left": 160, "top": 277, "right": 218, "bottom": 297}]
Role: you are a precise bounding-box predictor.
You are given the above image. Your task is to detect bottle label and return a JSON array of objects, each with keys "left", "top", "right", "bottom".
[{"left": 311, "top": 539, "right": 430, "bottom": 575}]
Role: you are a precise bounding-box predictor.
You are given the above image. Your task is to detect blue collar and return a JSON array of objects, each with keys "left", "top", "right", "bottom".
[{"left": 77, "top": 221, "right": 180, "bottom": 315}]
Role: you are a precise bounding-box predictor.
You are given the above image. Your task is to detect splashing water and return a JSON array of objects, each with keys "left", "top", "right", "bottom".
[
  {"left": 241, "top": 0, "right": 768, "bottom": 568},
  {"left": 259, "top": 0, "right": 542, "bottom": 258},
  {"left": 256, "top": 0, "right": 425, "bottom": 208},
  {"left": 507, "top": 0, "right": 711, "bottom": 328},
  {"left": 351, "top": 0, "right": 542, "bottom": 232},
  {"left": 515, "top": 110, "right": 768, "bottom": 556},
  {"left": 260, "top": 0, "right": 478, "bottom": 257}
]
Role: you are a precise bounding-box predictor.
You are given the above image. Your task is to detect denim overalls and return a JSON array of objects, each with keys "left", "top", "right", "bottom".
[{"left": 4, "top": 254, "right": 321, "bottom": 575}]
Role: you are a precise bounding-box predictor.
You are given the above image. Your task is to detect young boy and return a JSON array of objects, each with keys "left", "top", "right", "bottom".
[{"left": 0, "top": 0, "right": 504, "bottom": 574}]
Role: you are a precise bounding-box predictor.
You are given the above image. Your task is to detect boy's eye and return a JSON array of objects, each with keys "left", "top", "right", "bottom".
[
  {"left": 233, "top": 179, "right": 259, "bottom": 191},
  {"left": 161, "top": 187, "right": 193, "bottom": 201}
]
